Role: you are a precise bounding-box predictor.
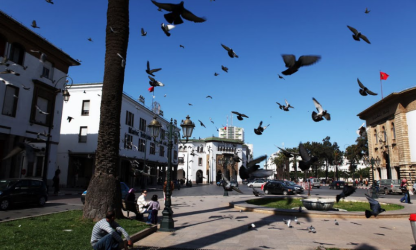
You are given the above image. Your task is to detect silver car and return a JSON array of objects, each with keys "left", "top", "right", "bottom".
[{"left": 247, "top": 179, "right": 266, "bottom": 188}]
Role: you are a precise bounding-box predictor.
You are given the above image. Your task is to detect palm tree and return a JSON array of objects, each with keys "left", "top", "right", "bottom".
[{"left": 83, "top": 0, "right": 130, "bottom": 220}]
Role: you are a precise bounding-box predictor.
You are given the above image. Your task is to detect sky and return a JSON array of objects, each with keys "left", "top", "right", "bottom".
[{"left": 2, "top": 0, "right": 416, "bottom": 160}]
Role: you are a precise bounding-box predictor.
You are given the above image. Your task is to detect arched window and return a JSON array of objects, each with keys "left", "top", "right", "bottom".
[
  {"left": 9, "top": 42, "right": 25, "bottom": 65},
  {"left": 0, "top": 34, "right": 7, "bottom": 58},
  {"left": 374, "top": 129, "right": 378, "bottom": 145},
  {"left": 392, "top": 122, "right": 396, "bottom": 139}
]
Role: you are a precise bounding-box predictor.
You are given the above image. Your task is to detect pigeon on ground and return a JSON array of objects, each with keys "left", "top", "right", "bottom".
[
  {"left": 283, "top": 219, "right": 292, "bottom": 228},
  {"left": 365, "top": 193, "right": 386, "bottom": 218},
  {"left": 357, "top": 78, "right": 377, "bottom": 96},
  {"left": 252, "top": 187, "right": 262, "bottom": 197},
  {"left": 365, "top": 8, "right": 370, "bottom": 14},
  {"left": 221, "top": 65, "right": 228, "bottom": 73},
  {"left": 347, "top": 26, "right": 371, "bottom": 44},
  {"left": 206, "top": 95, "right": 212, "bottom": 99},
  {"left": 146, "top": 61, "right": 162, "bottom": 76},
  {"left": 0, "top": 57, "right": 9, "bottom": 67},
  {"left": 281, "top": 54, "right": 321, "bottom": 75},
  {"left": 151, "top": 0, "right": 206, "bottom": 24},
  {"left": 335, "top": 219, "right": 339, "bottom": 225},
  {"left": 214, "top": 72, "right": 219, "bottom": 76},
  {"left": 45, "top": 0, "right": 54, "bottom": 4},
  {"left": 221, "top": 174, "right": 243, "bottom": 194},
  {"left": 277, "top": 147, "right": 299, "bottom": 158},
  {"left": 299, "top": 206, "right": 302, "bottom": 212},
  {"left": 180, "top": 44, "right": 184, "bottom": 48},
  {"left": 276, "top": 100, "right": 294, "bottom": 111},
  {"left": 0, "top": 69, "right": 20, "bottom": 76},
  {"left": 221, "top": 44, "right": 238, "bottom": 58},
  {"left": 161, "top": 23, "right": 175, "bottom": 36},
  {"left": 141, "top": 28, "right": 147, "bottom": 36},
  {"left": 312, "top": 97, "right": 331, "bottom": 122},
  {"left": 31, "top": 20, "right": 40, "bottom": 28},
  {"left": 148, "top": 76, "right": 164, "bottom": 87},
  {"left": 336, "top": 185, "right": 356, "bottom": 203},
  {"left": 36, "top": 105, "right": 49, "bottom": 115},
  {"left": 248, "top": 223, "right": 256, "bottom": 230},
  {"left": 67, "top": 116, "right": 74, "bottom": 123},
  {"left": 254, "top": 121, "right": 269, "bottom": 135},
  {"left": 294, "top": 217, "right": 300, "bottom": 224},
  {"left": 198, "top": 120, "right": 206, "bottom": 128},
  {"left": 298, "top": 142, "right": 318, "bottom": 171},
  {"left": 278, "top": 74, "right": 285, "bottom": 80},
  {"left": 308, "top": 225, "right": 316, "bottom": 233},
  {"left": 356, "top": 123, "right": 367, "bottom": 137},
  {"left": 232, "top": 111, "right": 248, "bottom": 121},
  {"left": 117, "top": 53, "right": 125, "bottom": 67}
]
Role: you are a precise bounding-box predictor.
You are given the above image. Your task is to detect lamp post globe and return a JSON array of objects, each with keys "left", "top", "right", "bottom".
[
  {"left": 180, "top": 115, "right": 195, "bottom": 142},
  {"left": 148, "top": 116, "right": 162, "bottom": 139}
]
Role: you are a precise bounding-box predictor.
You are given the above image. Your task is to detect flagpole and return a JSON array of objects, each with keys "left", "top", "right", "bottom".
[{"left": 380, "top": 70, "right": 383, "bottom": 100}]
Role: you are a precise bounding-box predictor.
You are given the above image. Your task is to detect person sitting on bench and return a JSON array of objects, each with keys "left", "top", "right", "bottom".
[{"left": 137, "top": 190, "right": 151, "bottom": 223}]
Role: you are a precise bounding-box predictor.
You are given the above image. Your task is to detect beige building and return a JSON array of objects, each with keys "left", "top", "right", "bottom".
[{"left": 358, "top": 87, "right": 416, "bottom": 184}]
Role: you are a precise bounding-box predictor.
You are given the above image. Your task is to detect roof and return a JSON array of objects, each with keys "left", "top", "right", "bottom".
[{"left": 202, "top": 137, "right": 244, "bottom": 144}]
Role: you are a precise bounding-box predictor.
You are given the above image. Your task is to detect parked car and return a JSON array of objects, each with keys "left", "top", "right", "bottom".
[
  {"left": 0, "top": 178, "right": 48, "bottom": 210},
  {"left": 379, "top": 179, "right": 402, "bottom": 194},
  {"left": 329, "top": 181, "right": 345, "bottom": 190},
  {"left": 263, "top": 181, "right": 295, "bottom": 195},
  {"left": 81, "top": 182, "right": 129, "bottom": 205},
  {"left": 247, "top": 179, "right": 266, "bottom": 188},
  {"left": 284, "top": 181, "right": 304, "bottom": 193},
  {"left": 309, "top": 178, "right": 321, "bottom": 188}
]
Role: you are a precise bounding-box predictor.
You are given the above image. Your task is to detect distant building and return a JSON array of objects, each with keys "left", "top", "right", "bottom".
[
  {"left": 358, "top": 86, "right": 416, "bottom": 183},
  {"left": 219, "top": 126, "right": 244, "bottom": 141},
  {"left": 0, "top": 11, "right": 79, "bottom": 184}
]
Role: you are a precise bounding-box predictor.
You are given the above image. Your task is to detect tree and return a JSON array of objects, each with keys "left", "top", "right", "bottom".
[
  {"left": 83, "top": 0, "right": 130, "bottom": 220},
  {"left": 273, "top": 153, "right": 286, "bottom": 179}
]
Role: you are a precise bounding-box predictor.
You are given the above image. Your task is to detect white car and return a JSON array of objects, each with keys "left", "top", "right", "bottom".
[{"left": 247, "top": 179, "right": 266, "bottom": 188}]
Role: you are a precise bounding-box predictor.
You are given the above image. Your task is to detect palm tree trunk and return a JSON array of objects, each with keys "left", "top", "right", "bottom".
[{"left": 83, "top": 0, "right": 130, "bottom": 220}]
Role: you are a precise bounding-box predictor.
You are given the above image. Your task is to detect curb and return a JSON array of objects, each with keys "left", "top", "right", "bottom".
[{"left": 125, "top": 225, "right": 157, "bottom": 246}]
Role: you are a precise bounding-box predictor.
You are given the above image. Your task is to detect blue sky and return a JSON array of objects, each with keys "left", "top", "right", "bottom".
[{"left": 2, "top": 0, "right": 416, "bottom": 160}]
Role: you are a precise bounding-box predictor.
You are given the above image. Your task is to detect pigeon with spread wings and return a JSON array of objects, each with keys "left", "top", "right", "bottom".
[
  {"left": 148, "top": 76, "right": 164, "bottom": 87},
  {"left": 276, "top": 99, "right": 294, "bottom": 111},
  {"left": 141, "top": 28, "right": 147, "bottom": 36},
  {"left": 161, "top": 23, "right": 175, "bottom": 36},
  {"left": 221, "top": 44, "right": 238, "bottom": 58},
  {"left": 221, "top": 174, "right": 243, "bottom": 194},
  {"left": 281, "top": 54, "right": 321, "bottom": 75},
  {"left": 198, "top": 120, "right": 206, "bottom": 128},
  {"left": 277, "top": 147, "right": 299, "bottom": 158},
  {"left": 347, "top": 26, "right": 371, "bottom": 44},
  {"left": 239, "top": 155, "right": 272, "bottom": 179},
  {"left": 312, "top": 97, "right": 331, "bottom": 122},
  {"left": 151, "top": 0, "right": 206, "bottom": 25},
  {"left": 254, "top": 121, "right": 269, "bottom": 135},
  {"left": 232, "top": 111, "right": 248, "bottom": 121},
  {"left": 365, "top": 193, "right": 386, "bottom": 218},
  {"left": 298, "top": 142, "right": 318, "bottom": 171},
  {"left": 356, "top": 123, "right": 367, "bottom": 137},
  {"left": 336, "top": 185, "right": 356, "bottom": 202},
  {"left": 357, "top": 78, "right": 377, "bottom": 96},
  {"left": 146, "top": 61, "right": 162, "bottom": 77}
]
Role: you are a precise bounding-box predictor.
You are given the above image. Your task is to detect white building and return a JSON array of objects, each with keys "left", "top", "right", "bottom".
[
  {"left": 177, "top": 137, "right": 251, "bottom": 184},
  {"left": 219, "top": 126, "right": 244, "bottom": 141},
  {"left": 0, "top": 11, "right": 79, "bottom": 185},
  {"left": 57, "top": 83, "right": 180, "bottom": 188}
]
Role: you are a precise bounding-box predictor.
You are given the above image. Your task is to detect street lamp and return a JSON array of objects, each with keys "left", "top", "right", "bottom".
[
  {"left": 148, "top": 115, "right": 193, "bottom": 232},
  {"left": 363, "top": 155, "right": 381, "bottom": 199},
  {"left": 180, "top": 115, "right": 195, "bottom": 142},
  {"left": 207, "top": 146, "right": 214, "bottom": 184}
]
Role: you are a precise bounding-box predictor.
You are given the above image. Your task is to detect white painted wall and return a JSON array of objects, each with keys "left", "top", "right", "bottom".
[{"left": 407, "top": 110, "right": 416, "bottom": 162}]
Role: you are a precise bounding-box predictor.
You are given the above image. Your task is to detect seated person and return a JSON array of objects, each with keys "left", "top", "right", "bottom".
[
  {"left": 137, "top": 190, "right": 151, "bottom": 223},
  {"left": 124, "top": 188, "right": 141, "bottom": 220}
]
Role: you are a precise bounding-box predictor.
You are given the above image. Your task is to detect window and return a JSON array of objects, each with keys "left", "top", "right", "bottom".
[
  {"left": 124, "top": 134, "right": 133, "bottom": 149},
  {"left": 198, "top": 157, "right": 203, "bottom": 166},
  {"left": 159, "top": 145, "right": 165, "bottom": 157},
  {"left": 150, "top": 142, "right": 155, "bottom": 155},
  {"left": 139, "top": 139, "right": 146, "bottom": 152},
  {"left": 35, "top": 97, "right": 49, "bottom": 124},
  {"left": 81, "top": 100, "right": 90, "bottom": 116},
  {"left": 139, "top": 118, "right": 146, "bottom": 132},
  {"left": 174, "top": 150, "right": 178, "bottom": 160},
  {"left": 374, "top": 129, "right": 377, "bottom": 145},
  {"left": 41, "top": 61, "right": 53, "bottom": 79},
  {"left": 9, "top": 43, "right": 25, "bottom": 65},
  {"left": 392, "top": 123, "right": 396, "bottom": 139},
  {"left": 30, "top": 80, "right": 56, "bottom": 126},
  {"left": 79, "top": 126, "right": 88, "bottom": 143},
  {"left": 126, "top": 111, "right": 134, "bottom": 126},
  {"left": 0, "top": 34, "right": 7, "bottom": 57},
  {"left": 178, "top": 157, "right": 184, "bottom": 164},
  {"left": 160, "top": 129, "right": 165, "bottom": 140},
  {"left": 2, "top": 85, "right": 19, "bottom": 117}
]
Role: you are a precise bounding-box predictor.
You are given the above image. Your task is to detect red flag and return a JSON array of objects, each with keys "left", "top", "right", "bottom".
[
  {"left": 224, "top": 127, "right": 227, "bottom": 130},
  {"left": 148, "top": 86, "right": 154, "bottom": 92},
  {"left": 380, "top": 72, "right": 389, "bottom": 80}
]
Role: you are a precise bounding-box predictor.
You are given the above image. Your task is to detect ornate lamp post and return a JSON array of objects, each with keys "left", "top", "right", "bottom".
[
  {"left": 148, "top": 115, "right": 194, "bottom": 231},
  {"left": 363, "top": 155, "right": 381, "bottom": 199}
]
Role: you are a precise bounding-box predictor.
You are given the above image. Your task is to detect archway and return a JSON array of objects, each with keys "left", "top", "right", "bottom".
[
  {"left": 196, "top": 170, "right": 203, "bottom": 184},
  {"left": 216, "top": 170, "right": 222, "bottom": 182}
]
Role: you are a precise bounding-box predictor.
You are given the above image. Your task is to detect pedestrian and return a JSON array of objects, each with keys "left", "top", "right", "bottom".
[
  {"left": 137, "top": 190, "right": 151, "bottom": 223},
  {"left": 147, "top": 194, "right": 161, "bottom": 225},
  {"left": 400, "top": 179, "right": 409, "bottom": 203},
  {"left": 90, "top": 210, "right": 132, "bottom": 250},
  {"left": 125, "top": 188, "right": 141, "bottom": 220},
  {"left": 52, "top": 169, "right": 61, "bottom": 195}
]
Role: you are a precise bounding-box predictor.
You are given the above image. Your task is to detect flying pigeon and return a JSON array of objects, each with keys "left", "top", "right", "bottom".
[
  {"left": 180, "top": 44, "right": 185, "bottom": 48},
  {"left": 281, "top": 54, "right": 321, "bottom": 75},
  {"left": 141, "top": 28, "right": 147, "bottom": 36},
  {"left": 365, "top": 8, "right": 370, "bottom": 14},
  {"left": 164, "top": 94, "right": 166, "bottom": 97},
  {"left": 365, "top": 193, "right": 386, "bottom": 218},
  {"left": 312, "top": 97, "right": 331, "bottom": 122},
  {"left": 239, "top": 155, "right": 272, "bottom": 179},
  {"left": 39, "top": 53, "right": 47, "bottom": 63},
  {"left": 0, "top": 69, "right": 20, "bottom": 76},
  {"left": 277, "top": 147, "right": 299, "bottom": 158},
  {"left": 36, "top": 105, "right": 49, "bottom": 115},
  {"left": 146, "top": 61, "right": 162, "bottom": 76},
  {"left": 31, "top": 20, "right": 40, "bottom": 28},
  {"left": 254, "top": 121, "right": 269, "bottom": 135},
  {"left": 221, "top": 174, "right": 243, "bottom": 194},
  {"left": 110, "top": 26, "right": 118, "bottom": 33},
  {"left": 206, "top": 95, "right": 212, "bottom": 99},
  {"left": 347, "top": 26, "right": 371, "bottom": 44},
  {"left": 67, "top": 116, "right": 74, "bottom": 123},
  {"left": 161, "top": 23, "right": 175, "bottom": 36},
  {"left": 21, "top": 84, "right": 30, "bottom": 90},
  {"left": 198, "top": 120, "right": 206, "bottom": 128},
  {"left": 335, "top": 219, "right": 339, "bottom": 226},
  {"left": 276, "top": 100, "right": 294, "bottom": 111},
  {"left": 148, "top": 76, "right": 164, "bottom": 87},
  {"left": 151, "top": 0, "right": 206, "bottom": 24},
  {"left": 221, "top": 44, "right": 238, "bottom": 58},
  {"left": 308, "top": 225, "right": 316, "bottom": 233},
  {"left": 221, "top": 65, "right": 228, "bottom": 73},
  {"left": 117, "top": 53, "right": 125, "bottom": 67},
  {"left": 214, "top": 72, "right": 219, "bottom": 76},
  {"left": 278, "top": 74, "right": 285, "bottom": 80},
  {"left": 357, "top": 78, "right": 377, "bottom": 96},
  {"left": 232, "top": 152, "right": 241, "bottom": 162},
  {"left": 356, "top": 123, "right": 367, "bottom": 137},
  {"left": 188, "top": 103, "right": 193, "bottom": 106},
  {"left": 231, "top": 111, "right": 248, "bottom": 121},
  {"left": 336, "top": 185, "right": 356, "bottom": 202},
  {"left": 298, "top": 142, "right": 318, "bottom": 171},
  {"left": 45, "top": 0, "right": 54, "bottom": 4},
  {"left": 88, "top": 38, "right": 93, "bottom": 42}
]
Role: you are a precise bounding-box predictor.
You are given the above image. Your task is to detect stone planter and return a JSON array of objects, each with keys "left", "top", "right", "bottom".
[{"left": 302, "top": 198, "right": 335, "bottom": 211}]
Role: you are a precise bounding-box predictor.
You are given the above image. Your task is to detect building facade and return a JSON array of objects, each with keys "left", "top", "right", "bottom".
[
  {"left": 0, "top": 11, "right": 79, "bottom": 185},
  {"left": 358, "top": 87, "right": 416, "bottom": 184},
  {"left": 57, "top": 83, "right": 180, "bottom": 189},
  {"left": 219, "top": 126, "right": 244, "bottom": 141}
]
